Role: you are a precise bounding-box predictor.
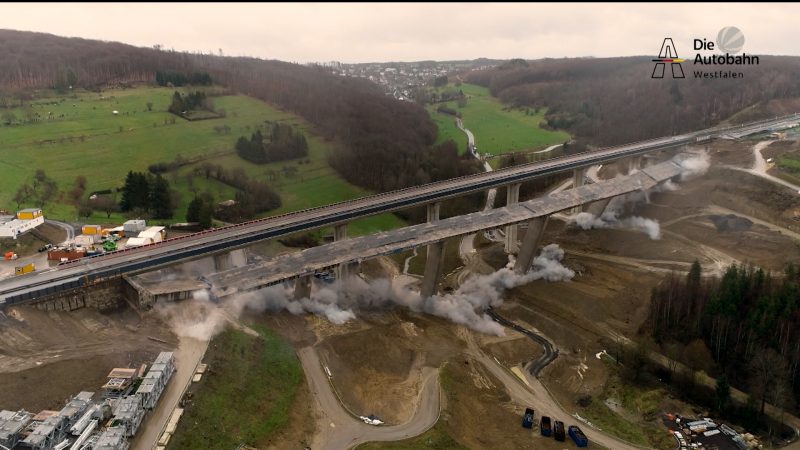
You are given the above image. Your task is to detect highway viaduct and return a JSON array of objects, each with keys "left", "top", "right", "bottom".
[{"left": 0, "top": 114, "right": 797, "bottom": 310}]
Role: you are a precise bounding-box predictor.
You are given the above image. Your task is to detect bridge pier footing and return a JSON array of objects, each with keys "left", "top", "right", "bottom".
[
  {"left": 294, "top": 276, "right": 311, "bottom": 300},
  {"left": 514, "top": 216, "right": 549, "bottom": 274},
  {"left": 504, "top": 183, "right": 521, "bottom": 253},
  {"left": 421, "top": 240, "right": 445, "bottom": 298}
]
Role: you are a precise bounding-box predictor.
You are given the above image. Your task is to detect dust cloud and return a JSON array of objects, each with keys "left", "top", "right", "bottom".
[
  {"left": 569, "top": 211, "right": 661, "bottom": 240},
  {"left": 153, "top": 244, "right": 575, "bottom": 339},
  {"left": 677, "top": 151, "right": 710, "bottom": 180}
]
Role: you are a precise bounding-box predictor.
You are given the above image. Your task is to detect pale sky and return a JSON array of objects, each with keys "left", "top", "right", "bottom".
[{"left": 0, "top": 3, "right": 798, "bottom": 63}]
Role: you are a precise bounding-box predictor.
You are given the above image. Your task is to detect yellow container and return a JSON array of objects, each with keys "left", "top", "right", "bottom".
[
  {"left": 14, "top": 263, "right": 35, "bottom": 275},
  {"left": 82, "top": 225, "right": 102, "bottom": 235},
  {"left": 16, "top": 209, "right": 42, "bottom": 220}
]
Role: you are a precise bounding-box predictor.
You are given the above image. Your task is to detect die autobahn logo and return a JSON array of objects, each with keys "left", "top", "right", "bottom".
[{"left": 651, "top": 26, "right": 760, "bottom": 79}]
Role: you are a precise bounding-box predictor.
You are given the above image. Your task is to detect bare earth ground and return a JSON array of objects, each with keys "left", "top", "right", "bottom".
[{"left": 0, "top": 306, "right": 175, "bottom": 411}]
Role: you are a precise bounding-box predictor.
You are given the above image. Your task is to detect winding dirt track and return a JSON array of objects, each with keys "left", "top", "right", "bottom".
[{"left": 298, "top": 347, "right": 441, "bottom": 450}]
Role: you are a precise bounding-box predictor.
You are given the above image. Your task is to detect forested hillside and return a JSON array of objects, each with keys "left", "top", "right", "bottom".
[
  {"left": 466, "top": 56, "right": 800, "bottom": 145},
  {"left": 648, "top": 262, "right": 800, "bottom": 416},
  {"left": 0, "top": 30, "right": 478, "bottom": 195}
]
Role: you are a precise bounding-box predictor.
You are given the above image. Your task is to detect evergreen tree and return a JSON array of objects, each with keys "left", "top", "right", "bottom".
[
  {"left": 186, "top": 197, "right": 202, "bottom": 223},
  {"left": 198, "top": 200, "right": 214, "bottom": 229},
  {"left": 149, "top": 174, "right": 173, "bottom": 219}
]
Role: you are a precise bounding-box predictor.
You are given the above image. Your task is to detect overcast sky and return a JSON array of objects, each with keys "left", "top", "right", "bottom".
[{"left": 1, "top": 3, "right": 797, "bottom": 63}]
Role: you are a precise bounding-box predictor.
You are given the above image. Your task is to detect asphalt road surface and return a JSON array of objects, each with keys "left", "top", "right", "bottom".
[
  {"left": 485, "top": 307, "right": 558, "bottom": 376},
  {"left": 45, "top": 219, "right": 75, "bottom": 243}
]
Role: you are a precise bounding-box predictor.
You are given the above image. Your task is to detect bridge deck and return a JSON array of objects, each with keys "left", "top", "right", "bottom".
[
  {"left": 208, "top": 159, "right": 683, "bottom": 296},
  {"left": 1, "top": 114, "right": 797, "bottom": 306}
]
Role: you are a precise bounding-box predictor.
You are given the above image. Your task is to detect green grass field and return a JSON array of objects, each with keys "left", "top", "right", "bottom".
[
  {"left": 167, "top": 325, "right": 302, "bottom": 449},
  {"left": 0, "top": 86, "right": 403, "bottom": 235},
  {"left": 427, "top": 83, "right": 569, "bottom": 155},
  {"left": 430, "top": 111, "right": 468, "bottom": 151}
]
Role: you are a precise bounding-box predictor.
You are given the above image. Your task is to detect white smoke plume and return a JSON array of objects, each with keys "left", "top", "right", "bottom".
[
  {"left": 676, "top": 151, "right": 710, "bottom": 180},
  {"left": 154, "top": 244, "right": 575, "bottom": 339},
  {"left": 569, "top": 211, "right": 661, "bottom": 240}
]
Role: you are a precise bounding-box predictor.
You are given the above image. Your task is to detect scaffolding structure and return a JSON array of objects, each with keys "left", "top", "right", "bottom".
[
  {"left": 109, "top": 396, "right": 143, "bottom": 438},
  {"left": 0, "top": 410, "right": 32, "bottom": 449}
]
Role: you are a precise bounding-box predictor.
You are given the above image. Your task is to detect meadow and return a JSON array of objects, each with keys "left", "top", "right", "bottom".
[
  {"left": 0, "top": 86, "right": 402, "bottom": 235},
  {"left": 427, "top": 83, "right": 569, "bottom": 155}
]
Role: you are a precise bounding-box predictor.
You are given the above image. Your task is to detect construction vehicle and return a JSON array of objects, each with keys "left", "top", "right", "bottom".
[
  {"left": 553, "top": 420, "right": 565, "bottom": 441},
  {"left": 522, "top": 408, "right": 534, "bottom": 429},
  {"left": 540, "top": 416, "right": 552, "bottom": 437},
  {"left": 14, "top": 262, "right": 35, "bottom": 275},
  {"left": 568, "top": 425, "right": 588, "bottom": 447}
]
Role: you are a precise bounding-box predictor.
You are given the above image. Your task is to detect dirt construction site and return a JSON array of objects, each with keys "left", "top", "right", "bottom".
[{"left": 0, "top": 137, "right": 799, "bottom": 449}]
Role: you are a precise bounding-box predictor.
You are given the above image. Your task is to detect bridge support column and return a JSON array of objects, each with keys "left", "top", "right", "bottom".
[
  {"left": 582, "top": 197, "right": 613, "bottom": 216},
  {"left": 333, "top": 224, "right": 352, "bottom": 280},
  {"left": 426, "top": 202, "right": 440, "bottom": 222},
  {"left": 421, "top": 241, "right": 446, "bottom": 298},
  {"left": 570, "top": 168, "right": 587, "bottom": 214},
  {"left": 213, "top": 252, "right": 233, "bottom": 272},
  {"left": 514, "top": 216, "right": 549, "bottom": 274},
  {"left": 334, "top": 224, "right": 348, "bottom": 241},
  {"left": 294, "top": 276, "right": 311, "bottom": 300},
  {"left": 627, "top": 155, "right": 643, "bottom": 174},
  {"left": 573, "top": 167, "right": 586, "bottom": 188},
  {"left": 504, "top": 183, "right": 521, "bottom": 253}
]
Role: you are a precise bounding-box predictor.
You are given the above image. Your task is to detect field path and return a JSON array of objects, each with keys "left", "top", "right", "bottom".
[{"left": 299, "top": 346, "right": 441, "bottom": 450}]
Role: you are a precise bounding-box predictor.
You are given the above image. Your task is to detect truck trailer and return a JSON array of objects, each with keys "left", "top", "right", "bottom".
[
  {"left": 522, "top": 408, "right": 534, "bottom": 429},
  {"left": 553, "top": 420, "right": 565, "bottom": 441},
  {"left": 569, "top": 425, "right": 589, "bottom": 447},
  {"left": 540, "top": 416, "right": 552, "bottom": 437}
]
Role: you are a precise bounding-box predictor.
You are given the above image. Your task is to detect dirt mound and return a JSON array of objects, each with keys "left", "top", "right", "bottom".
[
  {"left": 318, "top": 312, "right": 462, "bottom": 424},
  {"left": 485, "top": 336, "right": 543, "bottom": 367}
]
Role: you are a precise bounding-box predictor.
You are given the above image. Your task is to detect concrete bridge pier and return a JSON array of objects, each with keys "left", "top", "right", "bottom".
[
  {"left": 294, "top": 275, "right": 311, "bottom": 300},
  {"left": 513, "top": 216, "right": 549, "bottom": 274},
  {"left": 213, "top": 252, "right": 233, "bottom": 272},
  {"left": 504, "top": 183, "right": 521, "bottom": 253},
  {"left": 570, "top": 167, "right": 587, "bottom": 214},
  {"left": 627, "top": 155, "right": 643, "bottom": 173},
  {"left": 334, "top": 224, "right": 351, "bottom": 280},
  {"left": 427, "top": 202, "right": 441, "bottom": 222},
  {"left": 420, "top": 240, "right": 445, "bottom": 298}
]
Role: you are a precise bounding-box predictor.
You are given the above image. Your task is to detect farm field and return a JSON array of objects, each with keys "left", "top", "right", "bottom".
[
  {"left": 0, "top": 86, "right": 403, "bottom": 235},
  {"left": 427, "top": 83, "right": 569, "bottom": 155}
]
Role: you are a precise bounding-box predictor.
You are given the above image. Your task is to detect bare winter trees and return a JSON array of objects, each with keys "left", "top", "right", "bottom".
[{"left": 648, "top": 261, "right": 800, "bottom": 416}]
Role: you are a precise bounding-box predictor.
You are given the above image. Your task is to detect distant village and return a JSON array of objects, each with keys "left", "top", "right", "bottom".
[{"left": 320, "top": 59, "right": 499, "bottom": 101}]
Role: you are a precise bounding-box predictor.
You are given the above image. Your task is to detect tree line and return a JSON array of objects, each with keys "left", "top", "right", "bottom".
[
  {"left": 235, "top": 123, "right": 309, "bottom": 164},
  {"left": 647, "top": 261, "right": 800, "bottom": 417},
  {"left": 119, "top": 171, "right": 176, "bottom": 219},
  {"left": 194, "top": 162, "right": 281, "bottom": 221},
  {"left": 156, "top": 70, "right": 211, "bottom": 87},
  {"left": 168, "top": 90, "right": 212, "bottom": 115},
  {"left": 466, "top": 56, "right": 800, "bottom": 145}
]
